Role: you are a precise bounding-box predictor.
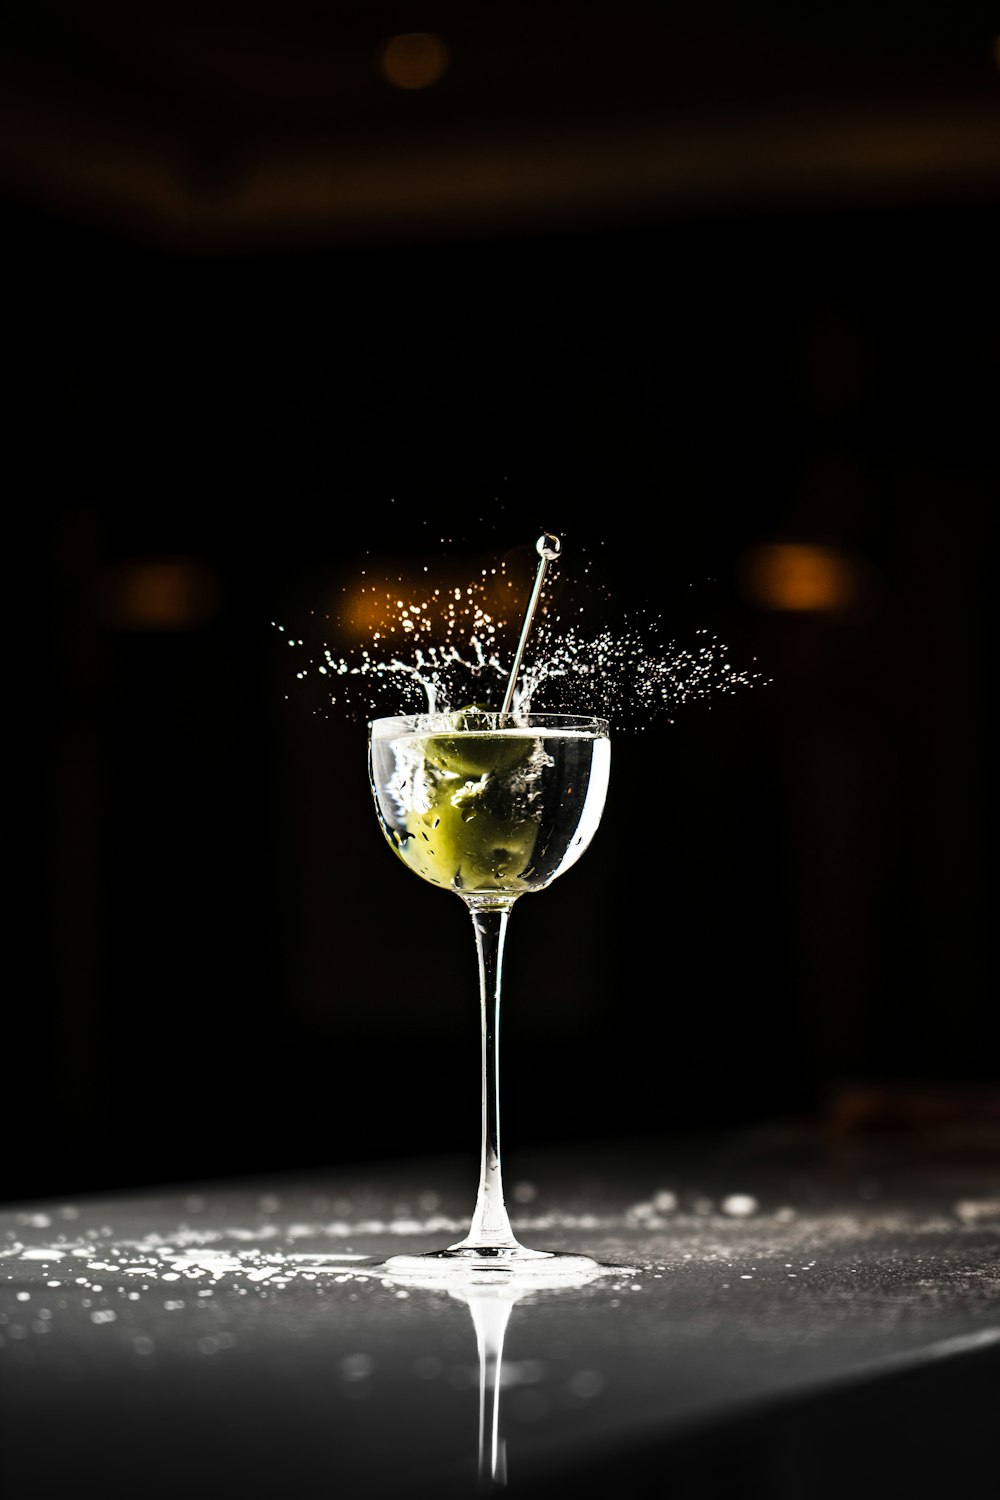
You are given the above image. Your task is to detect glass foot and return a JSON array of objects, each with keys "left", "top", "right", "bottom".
[{"left": 375, "top": 1246, "right": 608, "bottom": 1286}]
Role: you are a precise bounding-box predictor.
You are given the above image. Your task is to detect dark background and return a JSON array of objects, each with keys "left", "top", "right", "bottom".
[{"left": 5, "top": 4, "right": 995, "bottom": 1203}]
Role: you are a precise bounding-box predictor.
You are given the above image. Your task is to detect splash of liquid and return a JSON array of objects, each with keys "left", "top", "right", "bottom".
[{"left": 275, "top": 550, "right": 766, "bottom": 727}]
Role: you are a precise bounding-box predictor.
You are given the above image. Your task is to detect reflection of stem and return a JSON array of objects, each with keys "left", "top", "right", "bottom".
[
  {"left": 377, "top": 1266, "right": 611, "bottom": 1489},
  {"left": 470, "top": 1292, "right": 514, "bottom": 1488}
]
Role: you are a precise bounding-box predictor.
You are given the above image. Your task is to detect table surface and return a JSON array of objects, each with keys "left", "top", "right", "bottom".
[{"left": 3, "top": 1126, "right": 999, "bottom": 1499}]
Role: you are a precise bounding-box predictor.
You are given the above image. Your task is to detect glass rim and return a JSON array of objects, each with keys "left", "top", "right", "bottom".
[{"left": 368, "top": 710, "right": 609, "bottom": 735}]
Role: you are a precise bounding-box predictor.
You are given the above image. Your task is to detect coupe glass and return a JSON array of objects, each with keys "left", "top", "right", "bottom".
[{"left": 368, "top": 709, "right": 611, "bottom": 1278}]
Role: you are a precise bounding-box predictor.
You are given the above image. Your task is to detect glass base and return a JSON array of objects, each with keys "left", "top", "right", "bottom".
[{"left": 375, "top": 1245, "right": 610, "bottom": 1287}]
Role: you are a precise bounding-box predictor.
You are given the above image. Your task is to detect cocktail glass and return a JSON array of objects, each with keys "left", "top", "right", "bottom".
[{"left": 368, "top": 708, "right": 611, "bottom": 1278}]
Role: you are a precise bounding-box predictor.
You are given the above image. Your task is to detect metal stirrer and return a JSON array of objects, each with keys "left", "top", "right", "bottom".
[{"left": 499, "top": 532, "right": 561, "bottom": 723}]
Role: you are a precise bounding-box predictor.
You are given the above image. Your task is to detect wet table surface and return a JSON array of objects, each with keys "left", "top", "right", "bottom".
[{"left": 2, "top": 1127, "right": 999, "bottom": 1499}]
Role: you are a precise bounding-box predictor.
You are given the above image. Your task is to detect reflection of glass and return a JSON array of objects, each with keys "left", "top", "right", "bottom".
[
  {"left": 382, "top": 1261, "right": 605, "bottom": 1485},
  {"left": 368, "top": 711, "right": 611, "bottom": 1278}
]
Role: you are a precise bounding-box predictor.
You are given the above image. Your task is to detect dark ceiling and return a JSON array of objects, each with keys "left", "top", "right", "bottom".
[{"left": 2, "top": 3, "right": 999, "bottom": 249}]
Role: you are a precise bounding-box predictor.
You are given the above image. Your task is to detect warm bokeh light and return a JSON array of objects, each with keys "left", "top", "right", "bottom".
[
  {"left": 326, "top": 555, "right": 530, "bottom": 645},
  {"left": 96, "top": 559, "right": 221, "bottom": 630},
  {"left": 380, "top": 32, "right": 450, "bottom": 90},
  {"left": 738, "top": 542, "right": 860, "bottom": 612},
  {"left": 335, "top": 575, "right": 513, "bottom": 644}
]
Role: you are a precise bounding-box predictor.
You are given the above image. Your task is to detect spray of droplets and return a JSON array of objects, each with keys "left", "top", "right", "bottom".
[
  {"left": 516, "top": 614, "right": 763, "bottom": 725},
  {"left": 274, "top": 549, "right": 766, "bottom": 727}
]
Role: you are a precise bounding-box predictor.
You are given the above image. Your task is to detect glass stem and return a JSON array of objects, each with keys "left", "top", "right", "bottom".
[{"left": 457, "top": 905, "right": 521, "bottom": 1250}]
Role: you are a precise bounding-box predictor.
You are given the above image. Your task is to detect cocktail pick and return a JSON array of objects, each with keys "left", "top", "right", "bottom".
[{"left": 498, "top": 533, "right": 561, "bottom": 723}]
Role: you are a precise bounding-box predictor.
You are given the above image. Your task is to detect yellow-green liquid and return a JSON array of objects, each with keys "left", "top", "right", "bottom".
[{"left": 370, "top": 727, "right": 610, "bottom": 898}]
